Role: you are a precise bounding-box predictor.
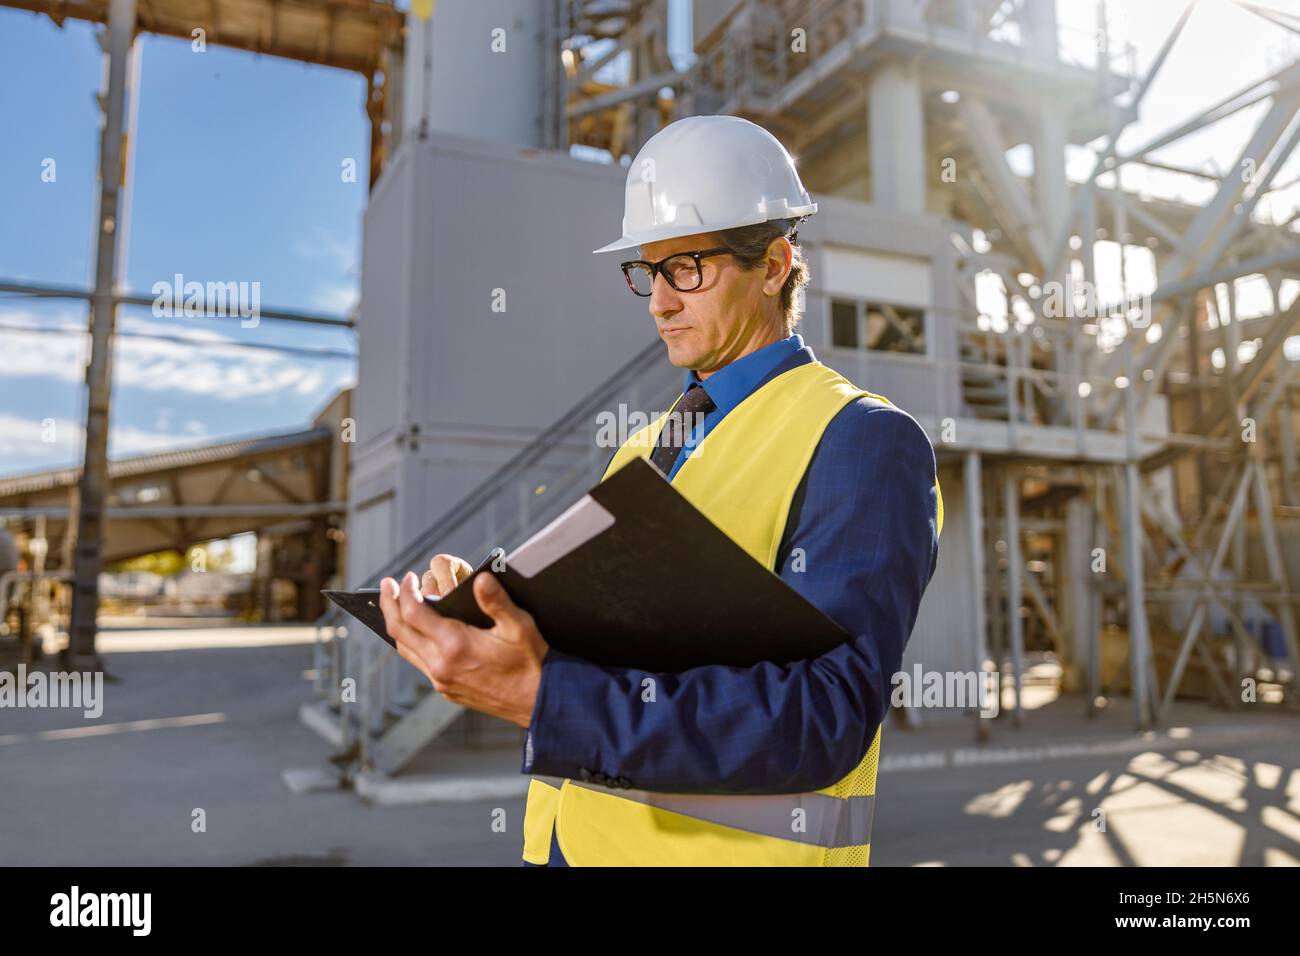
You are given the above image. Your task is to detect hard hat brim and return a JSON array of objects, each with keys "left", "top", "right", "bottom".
[
  {"left": 591, "top": 235, "right": 643, "bottom": 255},
  {"left": 592, "top": 203, "right": 817, "bottom": 255}
]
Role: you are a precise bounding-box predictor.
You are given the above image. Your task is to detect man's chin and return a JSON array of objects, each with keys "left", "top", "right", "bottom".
[{"left": 663, "top": 341, "right": 698, "bottom": 369}]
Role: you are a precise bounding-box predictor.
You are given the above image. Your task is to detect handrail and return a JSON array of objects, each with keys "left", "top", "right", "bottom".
[
  {"left": 307, "top": 334, "right": 678, "bottom": 725},
  {"left": 371, "top": 335, "right": 674, "bottom": 586}
]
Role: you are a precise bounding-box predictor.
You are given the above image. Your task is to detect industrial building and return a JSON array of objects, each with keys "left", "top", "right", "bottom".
[
  {"left": 2, "top": 0, "right": 1298, "bottom": 805},
  {"left": 325, "top": 0, "right": 1300, "bottom": 781}
]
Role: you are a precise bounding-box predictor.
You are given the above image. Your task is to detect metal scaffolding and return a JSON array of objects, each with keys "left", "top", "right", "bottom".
[
  {"left": 303, "top": 0, "right": 1300, "bottom": 780},
  {"left": 558, "top": 0, "right": 1300, "bottom": 730},
  {"left": 8, "top": 0, "right": 1295, "bottom": 782}
]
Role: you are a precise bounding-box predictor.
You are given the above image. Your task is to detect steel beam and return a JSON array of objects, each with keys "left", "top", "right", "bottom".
[
  {"left": 66, "top": 0, "right": 136, "bottom": 670},
  {"left": 1003, "top": 467, "right": 1025, "bottom": 724},
  {"left": 959, "top": 95, "right": 1052, "bottom": 269},
  {"left": 1, "top": 503, "right": 346, "bottom": 520},
  {"left": 1249, "top": 458, "right": 1300, "bottom": 681},
  {"left": 1119, "top": 438, "right": 1155, "bottom": 728},
  {"left": 965, "top": 451, "right": 991, "bottom": 740}
]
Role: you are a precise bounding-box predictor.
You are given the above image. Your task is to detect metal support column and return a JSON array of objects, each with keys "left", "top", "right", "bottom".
[
  {"left": 1250, "top": 458, "right": 1300, "bottom": 699},
  {"left": 1003, "top": 466, "right": 1025, "bottom": 725},
  {"left": 1121, "top": 457, "right": 1155, "bottom": 729},
  {"left": 868, "top": 62, "right": 926, "bottom": 214},
  {"left": 66, "top": 0, "right": 137, "bottom": 670},
  {"left": 965, "top": 450, "right": 991, "bottom": 741}
]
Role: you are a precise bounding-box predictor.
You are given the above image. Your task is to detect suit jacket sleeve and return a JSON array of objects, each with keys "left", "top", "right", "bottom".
[{"left": 521, "top": 401, "right": 940, "bottom": 794}]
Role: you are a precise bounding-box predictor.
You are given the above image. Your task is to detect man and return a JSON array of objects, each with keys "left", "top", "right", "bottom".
[{"left": 379, "top": 115, "right": 942, "bottom": 866}]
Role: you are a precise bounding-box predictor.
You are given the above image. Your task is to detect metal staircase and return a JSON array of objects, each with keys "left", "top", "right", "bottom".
[
  {"left": 307, "top": 337, "right": 683, "bottom": 776},
  {"left": 958, "top": 333, "right": 1013, "bottom": 421}
]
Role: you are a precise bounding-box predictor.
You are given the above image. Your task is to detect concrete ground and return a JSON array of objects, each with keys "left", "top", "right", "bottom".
[
  {"left": 1, "top": 627, "right": 526, "bottom": 866},
  {"left": 1, "top": 625, "right": 1297, "bottom": 866},
  {"left": 873, "top": 698, "right": 1300, "bottom": 866}
]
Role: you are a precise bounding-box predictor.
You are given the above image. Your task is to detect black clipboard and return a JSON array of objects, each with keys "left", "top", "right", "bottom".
[{"left": 324, "top": 457, "right": 851, "bottom": 672}]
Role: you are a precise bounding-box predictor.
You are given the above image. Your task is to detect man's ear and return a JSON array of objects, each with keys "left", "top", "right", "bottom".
[{"left": 764, "top": 237, "right": 792, "bottom": 295}]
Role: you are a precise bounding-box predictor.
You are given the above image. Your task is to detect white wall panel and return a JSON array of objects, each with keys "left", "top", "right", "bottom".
[{"left": 821, "top": 244, "right": 933, "bottom": 307}]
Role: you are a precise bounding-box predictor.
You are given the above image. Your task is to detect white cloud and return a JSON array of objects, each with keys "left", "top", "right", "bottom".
[
  {"left": 0, "top": 413, "right": 210, "bottom": 475},
  {"left": 0, "top": 414, "right": 81, "bottom": 461},
  {"left": 290, "top": 227, "right": 360, "bottom": 315},
  {"left": 293, "top": 228, "right": 358, "bottom": 276},
  {"left": 0, "top": 309, "right": 350, "bottom": 401},
  {"left": 311, "top": 283, "right": 357, "bottom": 315}
]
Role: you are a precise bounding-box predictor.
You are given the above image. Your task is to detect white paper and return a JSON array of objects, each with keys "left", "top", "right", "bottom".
[{"left": 506, "top": 494, "right": 615, "bottom": 578}]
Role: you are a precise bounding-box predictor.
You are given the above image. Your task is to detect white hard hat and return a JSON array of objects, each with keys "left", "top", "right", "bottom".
[{"left": 593, "top": 115, "right": 818, "bottom": 254}]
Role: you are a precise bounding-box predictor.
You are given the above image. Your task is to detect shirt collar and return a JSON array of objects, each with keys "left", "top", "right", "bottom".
[
  {"left": 684, "top": 334, "right": 806, "bottom": 417},
  {"left": 683, "top": 334, "right": 805, "bottom": 417}
]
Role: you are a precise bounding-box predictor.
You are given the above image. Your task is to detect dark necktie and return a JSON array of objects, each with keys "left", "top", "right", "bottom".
[{"left": 649, "top": 384, "right": 716, "bottom": 477}]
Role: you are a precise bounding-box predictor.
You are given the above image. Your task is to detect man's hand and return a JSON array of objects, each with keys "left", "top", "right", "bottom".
[{"left": 378, "top": 570, "right": 547, "bottom": 729}]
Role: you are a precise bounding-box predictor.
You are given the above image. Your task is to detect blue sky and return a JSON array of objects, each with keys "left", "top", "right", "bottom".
[{"left": 0, "top": 9, "right": 364, "bottom": 476}]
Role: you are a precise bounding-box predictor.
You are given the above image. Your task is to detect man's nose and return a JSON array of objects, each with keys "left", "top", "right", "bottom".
[{"left": 649, "top": 271, "right": 682, "bottom": 318}]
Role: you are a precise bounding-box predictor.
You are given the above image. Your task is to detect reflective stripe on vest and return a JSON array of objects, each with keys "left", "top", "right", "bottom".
[{"left": 566, "top": 782, "right": 875, "bottom": 849}]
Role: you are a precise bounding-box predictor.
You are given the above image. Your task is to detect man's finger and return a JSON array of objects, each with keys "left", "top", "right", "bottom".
[
  {"left": 381, "top": 576, "right": 448, "bottom": 674},
  {"left": 398, "top": 571, "right": 462, "bottom": 643},
  {"left": 397, "top": 571, "right": 437, "bottom": 631},
  {"left": 421, "top": 569, "right": 439, "bottom": 596},
  {"left": 429, "top": 556, "right": 456, "bottom": 596},
  {"left": 378, "top": 576, "right": 402, "bottom": 628}
]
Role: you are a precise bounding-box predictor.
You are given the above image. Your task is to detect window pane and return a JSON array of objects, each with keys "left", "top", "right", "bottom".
[
  {"left": 831, "top": 299, "right": 858, "bottom": 348},
  {"left": 864, "top": 302, "right": 925, "bottom": 354}
]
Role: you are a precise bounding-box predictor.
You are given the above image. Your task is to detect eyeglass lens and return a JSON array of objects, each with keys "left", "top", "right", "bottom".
[{"left": 625, "top": 255, "right": 703, "bottom": 296}]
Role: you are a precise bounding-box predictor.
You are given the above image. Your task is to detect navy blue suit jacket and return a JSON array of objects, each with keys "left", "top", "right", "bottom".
[{"left": 521, "top": 335, "right": 940, "bottom": 865}]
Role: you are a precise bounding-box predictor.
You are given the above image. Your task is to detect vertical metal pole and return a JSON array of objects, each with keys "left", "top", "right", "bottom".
[
  {"left": 1278, "top": 381, "right": 1298, "bottom": 507},
  {"left": 1223, "top": 283, "right": 1251, "bottom": 584},
  {"left": 1121, "top": 366, "right": 1154, "bottom": 729},
  {"left": 1119, "top": 185, "right": 1154, "bottom": 728},
  {"left": 1187, "top": 294, "right": 1209, "bottom": 500},
  {"left": 1003, "top": 466, "right": 1025, "bottom": 725},
  {"left": 32, "top": 514, "right": 49, "bottom": 647},
  {"left": 66, "top": 0, "right": 137, "bottom": 670},
  {"left": 1077, "top": 187, "right": 1098, "bottom": 446},
  {"left": 542, "top": 0, "right": 564, "bottom": 151},
  {"left": 1250, "top": 458, "right": 1300, "bottom": 681},
  {"left": 1006, "top": 322, "right": 1019, "bottom": 442},
  {"left": 1087, "top": 477, "right": 1104, "bottom": 716},
  {"left": 965, "top": 450, "right": 991, "bottom": 741}
]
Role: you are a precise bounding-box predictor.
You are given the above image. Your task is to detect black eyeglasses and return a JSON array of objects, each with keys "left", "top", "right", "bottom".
[{"left": 620, "top": 247, "right": 734, "bottom": 297}]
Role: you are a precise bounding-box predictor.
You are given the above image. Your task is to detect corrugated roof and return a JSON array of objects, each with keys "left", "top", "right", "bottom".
[
  {"left": 0, "top": 427, "right": 333, "bottom": 499},
  {"left": 3, "top": 0, "right": 404, "bottom": 75}
]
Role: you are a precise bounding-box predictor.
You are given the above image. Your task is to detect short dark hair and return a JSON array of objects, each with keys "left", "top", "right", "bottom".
[{"left": 715, "top": 218, "right": 809, "bottom": 336}]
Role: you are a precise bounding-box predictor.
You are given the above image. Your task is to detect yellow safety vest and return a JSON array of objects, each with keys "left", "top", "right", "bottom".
[{"left": 522, "top": 360, "right": 943, "bottom": 866}]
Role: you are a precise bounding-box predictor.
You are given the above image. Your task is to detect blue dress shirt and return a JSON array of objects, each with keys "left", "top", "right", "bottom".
[{"left": 522, "top": 334, "right": 941, "bottom": 866}]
